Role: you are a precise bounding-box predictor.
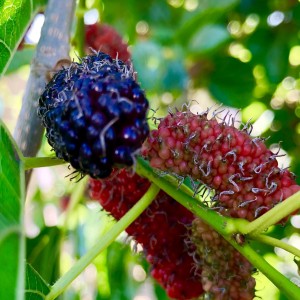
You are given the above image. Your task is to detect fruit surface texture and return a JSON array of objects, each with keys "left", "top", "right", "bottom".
[
  {"left": 191, "top": 218, "right": 255, "bottom": 300},
  {"left": 38, "top": 52, "right": 149, "bottom": 178},
  {"left": 142, "top": 109, "right": 300, "bottom": 221},
  {"left": 89, "top": 169, "right": 203, "bottom": 300}
]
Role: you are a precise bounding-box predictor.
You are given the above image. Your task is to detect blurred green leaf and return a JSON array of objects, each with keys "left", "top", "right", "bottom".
[
  {"left": 105, "top": 242, "right": 140, "bottom": 300},
  {"left": 0, "top": 0, "right": 47, "bottom": 76},
  {"left": 188, "top": 24, "right": 231, "bottom": 56},
  {"left": 153, "top": 281, "right": 169, "bottom": 300},
  {"left": 25, "top": 263, "right": 50, "bottom": 300},
  {"left": 27, "top": 226, "right": 62, "bottom": 285},
  {"left": 0, "top": 120, "right": 24, "bottom": 299},
  {"left": 5, "top": 48, "right": 34, "bottom": 74},
  {"left": 132, "top": 41, "right": 187, "bottom": 94},
  {"left": 247, "top": 29, "right": 290, "bottom": 84},
  {"left": 209, "top": 57, "right": 255, "bottom": 107},
  {"left": 178, "top": 0, "right": 238, "bottom": 41}
]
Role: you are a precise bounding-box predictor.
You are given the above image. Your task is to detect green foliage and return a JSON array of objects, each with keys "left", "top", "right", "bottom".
[
  {"left": 25, "top": 263, "right": 50, "bottom": 300},
  {"left": 0, "top": 121, "right": 24, "bottom": 300},
  {"left": 27, "top": 226, "right": 62, "bottom": 285},
  {"left": 0, "top": 0, "right": 47, "bottom": 76}
]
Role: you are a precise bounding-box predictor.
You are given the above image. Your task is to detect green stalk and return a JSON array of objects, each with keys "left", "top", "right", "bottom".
[
  {"left": 228, "top": 241, "right": 300, "bottom": 300},
  {"left": 253, "top": 234, "right": 300, "bottom": 258},
  {"left": 241, "top": 191, "right": 300, "bottom": 236},
  {"left": 136, "top": 158, "right": 240, "bottom": 235},
  {"left": 74, "top": 0, "right": 86, "bottom": 57},
  {"left": 23, "top": 157, "right": 65, "bottom": 170},
  {"left": 45, "top": 183, "right": 160, "bottom": 300},
  {"left": 136, "top": 158, "right": 300, "bottom": 299}
]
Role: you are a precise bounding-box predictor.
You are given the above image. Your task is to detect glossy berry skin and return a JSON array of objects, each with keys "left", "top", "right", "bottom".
[
  {"left": 85, "top": 23, "right": 130, "bottom": 62},
  {"left": 142, "top": 110, "right": 300, "bottom": 221},
  {"left": 38, "top": 52, "right": 149, "bottom": 178},
  {"left": 89, "top": 169, "right": 204, "bottom": 300},
  {"left": 191, "top": 218, "right": 255, "bottom": 300}
]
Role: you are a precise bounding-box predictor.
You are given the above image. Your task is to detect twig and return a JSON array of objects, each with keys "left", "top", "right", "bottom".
[{"left": 13, "top": 0, "right": 76, "bottom": 185}]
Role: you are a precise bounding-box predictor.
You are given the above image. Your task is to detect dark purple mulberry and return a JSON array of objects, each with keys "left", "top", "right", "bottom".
[{"left": 38, "top": 52, "right": 149, "bottom": 178}]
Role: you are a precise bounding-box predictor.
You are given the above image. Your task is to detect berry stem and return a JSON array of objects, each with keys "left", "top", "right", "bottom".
[
  {"left": 136, "top": 158, "right": 300, "bottom": 299},
  {"left": 23, "top": 157, "right": 66, "bottom": 170},
  {"left": 74, "top": 0, "right": 86, "bottom": 57},
  {"left": 227, "top": 239, "right": 300, "bottom": 300},
  {"left": 45, "top": 183, "right": 160, "bottom": 300},
  {"left": 136, "top": 158, "right": 239, "bottom": 235},
  {"left": 241, "top": 191, "right": 300, "bottom": 236},
  {"left": 253, "top": 234, "right": 300, "bottom": 258}
]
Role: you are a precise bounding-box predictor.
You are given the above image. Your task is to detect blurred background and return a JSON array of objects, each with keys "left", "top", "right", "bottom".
[{"left": 1, "top": 0, "right": 300, "bottom": 299}]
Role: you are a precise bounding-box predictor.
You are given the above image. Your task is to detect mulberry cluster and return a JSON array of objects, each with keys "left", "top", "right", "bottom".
[
  {"left": 85, "top": 23, "right": 131, "bottom": 62},
  {"left": 142, "top": 109, "right": 300, "bottom": 221},
  {"left": 190, "top": 218, "right": 255, "bottom": 300},
  {"left": 89, "top": 169, "right": 203, "bottom": 300},
  {"left": 38, "top": 52, "right": 149, "bottom": 179}
]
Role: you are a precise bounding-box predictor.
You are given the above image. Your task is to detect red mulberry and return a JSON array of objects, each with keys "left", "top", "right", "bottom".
[{"left": 89, "top": 169, "right": 204, "bottom": 300}]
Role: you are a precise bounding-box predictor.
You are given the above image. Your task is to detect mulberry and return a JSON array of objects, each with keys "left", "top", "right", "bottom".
[
  {"left": 38, "top": 52, "right": 149, "bottom": 179},
  {"left": 142, "top": 109, "right": 300, "bottom": 221},
  {"left": 89, "top": 169, "right": 204, "bottom": 300}
]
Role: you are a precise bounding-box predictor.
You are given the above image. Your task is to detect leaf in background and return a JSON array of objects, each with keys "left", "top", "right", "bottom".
[
  {"left": 247, "top": 29, "right": 290, "bottom": 84},
  {"left": 132, "top": 41, "right": 188, "bottom": 94},
  {"left": 5, "top": 48, "right": 35, "bottom": 74},
  {"left": 25, "top": 263, "right": 50, "bottom": 300},
  {"left": 105, "top": 242, "right": 140, "bottom": 300},
  {"left": 0, "top": 120, "right": 24, "bottom": 299},
  {"left": 188, "top": 24, "right": 231, "bottom": 56},
  {"left": 27, "top": 226, "right": 62, "bottom": 285},
  {"left": 0, "top": 0, "right": 47, "bottom": 76},
  {"left": 209, "top": 57, "right": 255, "bottom": 108},
  {"left": 178, "top": 0, "right": 239, "bottom": 41}
]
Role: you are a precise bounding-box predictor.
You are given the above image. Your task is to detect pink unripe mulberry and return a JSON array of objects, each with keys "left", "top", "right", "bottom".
[
  {"left": 142, "top": 109, "right": 300, "bottom": 221},
  {"left": 190, "top": 218, "right": 255, "bottom": 300}
]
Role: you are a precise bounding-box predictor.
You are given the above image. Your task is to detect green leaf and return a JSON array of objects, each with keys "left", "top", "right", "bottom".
[
  {"left": 5, "top": 48, "right": 35, "bottom": 74},
  {"left": 209, "top": 57, "right": 255, "bottom": 108},
  {"left": 25, "top": 263, "right": 50, "bottom": 300},
  {"left": 188, "top": 24, "right": 231, "bottom": 56},
  {"left": 0, "top": 120, "right": 25, "bottom": 299},
  {"left": 178, "top": 0, "right": 238, "bottom": 41},
  {"left": 0, "top": 0, "right": 47, "bottom": 76},
  {"left": 132, "top": 41, "right": 188, "bottom": 93},
  {"left": 247, "top": 29, "right": 290, "bottom": 84},
  {"left": 27, "top": 226, "right": 62, "bottom": 285}
]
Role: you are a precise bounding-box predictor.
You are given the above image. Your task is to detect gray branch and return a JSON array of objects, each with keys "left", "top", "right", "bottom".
[{"left": 14, "top": 0, "right": 76, "bottom": 158}]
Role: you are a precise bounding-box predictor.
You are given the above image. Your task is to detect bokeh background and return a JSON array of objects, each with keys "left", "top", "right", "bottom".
[{"left": 1, "top": 0, "right": 300, "bottom": 299}]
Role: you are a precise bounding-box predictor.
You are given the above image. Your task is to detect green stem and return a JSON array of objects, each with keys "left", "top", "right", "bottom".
[
  {"left": 136, "top": 158, "right": 300, "bottom": 299},
  {"left": 74, "top": 0, "right": 86, "bottom": 57},
  {"left": 242, "top": 191, "right": 300, "bottom": 236},
  {"left": 23, "top": 157, "right": 65, "bottom": 170},
  {"left": 253, "top": 234, "right": 300, "bottom": 258},
  {"left": 45, "top": 183, "right": 160, "bottom": 300},
  {"left": 136, "top": 158, "right": 240, "bottom": 235},
  {"left": 229, "top": 241, "right": 300, "bottom": 300}
]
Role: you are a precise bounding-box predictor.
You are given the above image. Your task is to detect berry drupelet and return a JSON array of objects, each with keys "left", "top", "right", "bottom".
[
  {"left": 142, "top": 108, "right": 300, "bottom": 221},
  {"left": 89, "top": 169, "right": 204, "bottom": 300},
  {"left": 38, "top": 52, "right": 149, "bottom": 178}
]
